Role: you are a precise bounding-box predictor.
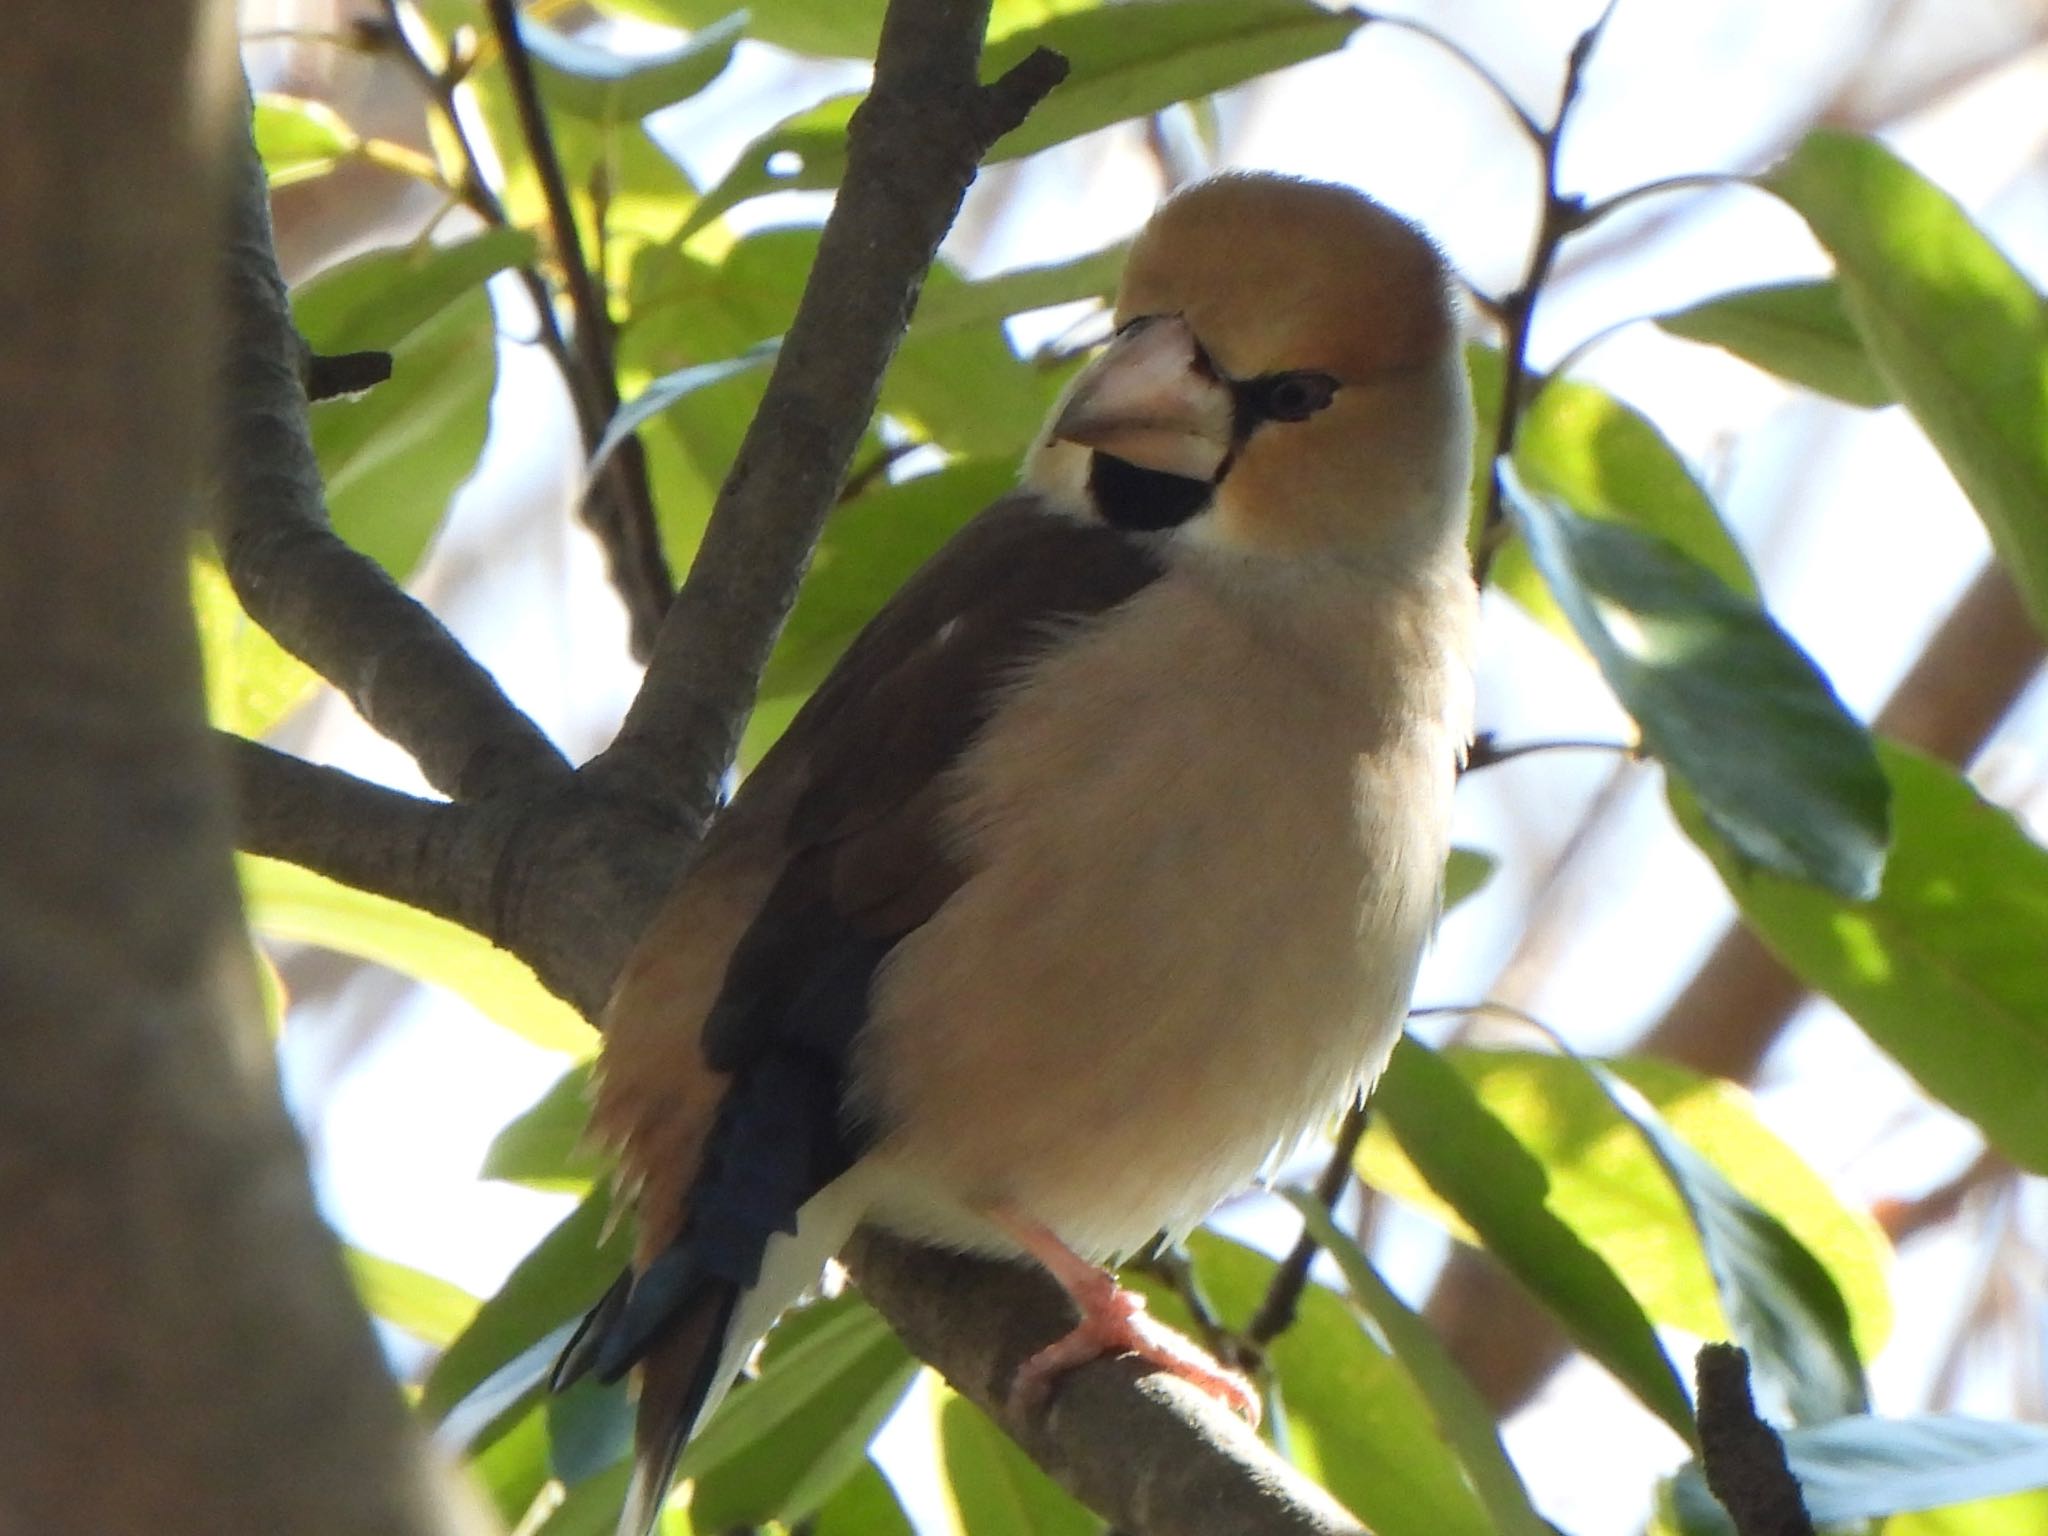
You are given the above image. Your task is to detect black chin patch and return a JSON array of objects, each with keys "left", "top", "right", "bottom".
[{"left": 1089, "top": 452, "right": 1213, "bottom": 532}]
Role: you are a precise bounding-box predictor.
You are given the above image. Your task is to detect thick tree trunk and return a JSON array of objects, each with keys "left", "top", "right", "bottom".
[{"left": 0, "top": 9, "right": 472, "bottom": 1533}]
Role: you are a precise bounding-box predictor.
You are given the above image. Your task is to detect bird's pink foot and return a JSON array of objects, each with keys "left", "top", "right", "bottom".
[{"left": 993, "top": 1210, "right": 1260, "bottom": 1425}]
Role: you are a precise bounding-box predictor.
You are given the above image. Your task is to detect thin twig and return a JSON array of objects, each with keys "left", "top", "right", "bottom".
[
  {"left": 1355, "top": 9, "right": 1544, "bottom": 143},
  {"left": 1472, "top": 2, "right": 1619, "bottom": 587},
  {"left": 1462, "top": 733, "right": 1636, "bottom": 773},
  {"left": 386, "top": 0, "right": 672, "bottom": 659},
  {"left": 1244, "top": 1100, "right": 1369, "bottom": 1347}
]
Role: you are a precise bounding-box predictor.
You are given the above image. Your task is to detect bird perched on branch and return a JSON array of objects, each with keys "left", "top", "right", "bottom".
[{"left": 555, "top": 171, "right": 1476, "bottom": 1535}]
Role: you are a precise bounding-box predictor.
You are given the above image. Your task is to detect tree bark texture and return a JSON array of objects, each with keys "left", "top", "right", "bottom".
[{"left": 0, "top": 8, "right": 475, "bottom": 1534}]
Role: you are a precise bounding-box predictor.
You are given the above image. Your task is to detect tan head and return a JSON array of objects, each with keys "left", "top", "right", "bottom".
[{"left": 1033, "top": 173, "right": 1470, "bottom": 564}]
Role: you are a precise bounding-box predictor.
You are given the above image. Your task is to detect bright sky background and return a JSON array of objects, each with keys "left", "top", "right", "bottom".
[{"left": 246, "top": 2, "right": 2048, "bottom": 1530}]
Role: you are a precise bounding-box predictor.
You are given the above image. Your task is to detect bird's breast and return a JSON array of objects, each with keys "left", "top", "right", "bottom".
[{"left": 851, "top": 555, "right": 1471, "bottom": 1260}]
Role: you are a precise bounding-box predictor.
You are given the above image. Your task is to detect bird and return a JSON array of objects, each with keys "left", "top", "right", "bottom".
[{"left": 554, "top": 170, "right": 1477, "bottom": 1536}]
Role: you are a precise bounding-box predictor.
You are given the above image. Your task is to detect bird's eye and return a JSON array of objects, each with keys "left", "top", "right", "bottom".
[{"left": 1253, "top": 371, "right": 1340, "bottom": 423}]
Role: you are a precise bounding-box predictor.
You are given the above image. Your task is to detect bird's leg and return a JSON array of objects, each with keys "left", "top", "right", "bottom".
[{"left": 991, "top": 1209, "right": 1260, "bottom": 1425}]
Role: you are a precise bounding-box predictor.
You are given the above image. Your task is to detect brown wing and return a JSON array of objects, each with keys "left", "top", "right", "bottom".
[{"left": 588, "top": 494, "right": 1165, "bottom": 1260}]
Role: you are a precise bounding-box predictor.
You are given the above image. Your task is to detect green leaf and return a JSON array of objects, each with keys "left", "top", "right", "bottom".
[
  {"left": 592, "top": 342, "right": 780, "bottom": 474},
  {"left": 471, "top": 1402, "right": 556, "bottom": 1525},
  {"left": 907, "top": 244, "right": 1126, "bottom": 340},
  {"left": 677, "top": 96, "right": 857, "bottom": 242},
  {"left": 1360, "top": 1050, "right": 1892, "bottom": 1362},
  {"left": 1442, "top": 847, "right": 1496, "bottom": 914},
  {"left": 529, "top": 1462, "right": 643, "bottom": 1536},
  {"left": 1886, "top": 1490, "right": 2048, "bottom": 1536},
  {"left": 936, "top": 1389, "right": 1099, "bottom": 1536},
  {"left": 484, "top": 1063, "right": 603, "bottom": 1190},
  {"left": 888, "top": 270, "right": 1075, "bottom": 457},
  {"left": 591, "top": 0, "right": 886, "bottom": 59},
  {"left": 292, "top": 230, "right": 534, "bottom": 580},
  {"left": 1186, "top": 1231, "right": 1502, "bottom": 1536},
  {"left": 1675, "top": 742, "right": 2048, "bottom": 1175},
  {"left": 1504, "top": 468, "right": 1888, "bottom": 897},
  {"left": 521, "top": 11, "right": 743, "bottom": 123},
  {"left": 191, "top": 557, "right": 318, "bottom": 737},
  {"left": 345, "top": 1246, "right": 481, "bottom": 1348},
  {"left": 741, "top": 458, "right": 1018, "bottom": 765},
  {"left": 1286, "top": 1198, "right": 1550, "bottom": 1536},
  {"left": 253, "top": 92, "right": 357, "bottom": 186},
  {"left": 240, "top": 855, "right": 592, "bottom": 1055},
  {"left": 1665, "top": 1415, "right": 2048, "bottom": 1533},
  {"left": 548, "top": 1375, "right": 635, "bottom": 1485},
  {"left": 682, "top": 1, "right": 1358, "bottom": 237},
  {"left": 423, "top": 1186, "right": 626, "bottom": 1436},
  {"left": 681, "top": 1296, "right": 919, "bottom": 1529},
  {"left": 814, "top": 1460, "right": 916, "bottom": 1536},
  {"left": 1578, "top": 1064, "right": 1866, "bottom": 1425},
  {"left": 1368, "top": 1039, "right": 1698, "bottom": 1441},
  {"left": 981, "top": 0, "right": 1362, "bottom": 163},
  {"left": 1764, "top": 131, "right": 2048, "bottom": 639},
  {"left": 1469, "top": 346, "right": 1756, "bottom": 635},
  {"left": 1656, "top": 281, "right": 1893, "bottom": 408}
]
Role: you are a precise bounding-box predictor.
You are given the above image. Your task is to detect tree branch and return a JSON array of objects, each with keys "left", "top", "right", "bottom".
[
  {"left": 1695, "top": 1345, "right": 1815, "bottom": 1536},
  {"left": 216, "top": 86, "right": 569, "bottom": 801},
  {"left": 847, "top": 1234, "right": 1366, "bottom": 1536},
  {"left": 583, "top": 0, "right": 1067, "bottom": 831}
]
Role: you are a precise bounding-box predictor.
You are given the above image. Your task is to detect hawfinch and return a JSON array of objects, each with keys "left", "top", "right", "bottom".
[{"left": 557, "top": 172, "right": 1476, "bottom": 1534}]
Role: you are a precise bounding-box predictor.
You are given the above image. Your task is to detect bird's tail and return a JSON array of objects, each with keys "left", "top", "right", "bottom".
[{"left": 554, "top": 1178, "right": 867, "bottom": 1536}]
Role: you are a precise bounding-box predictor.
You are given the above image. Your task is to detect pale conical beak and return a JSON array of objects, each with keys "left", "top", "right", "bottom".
[{"left": 1052, "top": 314, "right": 1235, "bottom": 482}]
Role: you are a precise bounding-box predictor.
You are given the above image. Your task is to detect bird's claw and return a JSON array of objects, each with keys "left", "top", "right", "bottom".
[{"left": 1008, "top": 1274, "right": 1261, "bottom": 1426}]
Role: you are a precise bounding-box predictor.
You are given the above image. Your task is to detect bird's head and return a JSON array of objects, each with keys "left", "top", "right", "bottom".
[{"left": 1029, "top": 173, "right": 1470, "bottom": 566}]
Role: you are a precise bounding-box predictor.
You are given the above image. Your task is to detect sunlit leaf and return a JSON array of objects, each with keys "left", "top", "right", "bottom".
[
  {"left": 1186, "top": 1231, "right": 1502, "bottom": 1536},
  {"left": 682, "top": 1, "right": 1358, "bottom": 236},
  {"left": 192, "top": 556, "right": 319, "bottom": 737},
  {"left": 936, "top": 1388, "right": 1098, "bottom": 1536},
  {"left": 240, "top": 855, "right": 592, "bottom": 1055},
  {"left": 815, "top": 1461, "right": 916, "bottom": 1536},
  {"left": 1287, "top": 1198, "right": 1551, "bottom": 1536},
  {"left": 1367, "top": 1040, "right": 1697, "bottom": 1441},
  {"left": 1675, "top": 743, "right": 2048, "bottom": 1176},
  {"left": 485, "top": 1063, "right": 603, "bottom": 1190},
  {"left": 677, "top": 96, "right": 857, "bottom": 241},
  {"left": 681, "top": 1296, "right": 919, "bottom": 1529},
  {"left": 470, "top": 1402, "right": 555, "bottom": 1525},
  {"left": 982, "top": 0, "right": 1362, "bottom": 162},
  {"left": 253, "top": 92, "right": 357, "bottom": 186},
  {"left": 1442, "top": 847, "right": 1496, "bottom": 914},
  {"left": 1579, "top": 1064, "right": 1866, "bottom": 1425},
  {"left": 1469, "top": 346, "right": 1755, "bottom": 641},
  {"left": 1765, "top": 131, "right": 2048, "bottom": 640},
  {"left": 521, "top": 11, "right": 743, "bottom": 123},
  {"left": 1505, "top": 469, "right": 1887, "bottom": 897},
  {"left": 346, "top": 1246, "right": 481, "bottom": 1349},
  {"left": 292, "top": 230, "right": 533, "bottom": 580},
  {"left": 1360, "top": 1050, "right": 1892, "bottom": 1362},
  {"left": 1656, "top": 281, "right": 1892, "bottom": 408}
]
